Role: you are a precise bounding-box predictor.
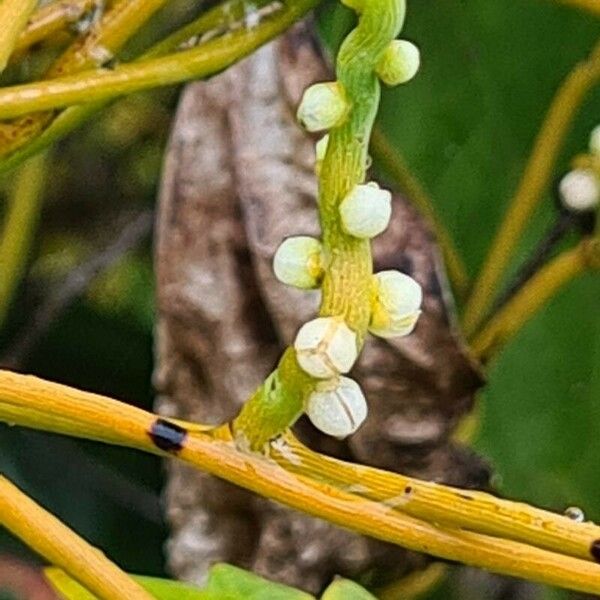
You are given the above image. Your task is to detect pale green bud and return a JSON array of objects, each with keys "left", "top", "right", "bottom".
[
  {"left": 273, "top": 236, "right": 324, "bottom": 289},
  {"left": 306, "top": 376, "right": 367, "bottom": 438},
  {"left": 294, "top": 316, "right": 358, "bottom": 379},
  {"left": 297, "top": 82, "right": 349, "bottom": 132},
  {"left": 340, "top": 182, "right": 392, "bottom": 238},
  {"left": 376, "top": 40, "right": 420, "bottom": 86},
  {"left": 369, "top": 270, "right": 422, "bottom": 339},
  {"left": 559, "top": 169, "right": 600, "bottom": 213},
  {"left": 589, "top": 125, "right": 600, "bottom": 156}
]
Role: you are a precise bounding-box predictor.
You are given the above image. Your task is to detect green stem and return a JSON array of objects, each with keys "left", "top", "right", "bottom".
[
  {"left": 0, "top": 0, "right": 318, "bottom": 173},
  {"left": 0, "top": 153, "right": 47, "bottom": 327},
  {"left": 234, "top": 0, "right": 406, "bottom": 449},
  {"left": 0, "top": 0, "right": 38, "bottom": 73}
]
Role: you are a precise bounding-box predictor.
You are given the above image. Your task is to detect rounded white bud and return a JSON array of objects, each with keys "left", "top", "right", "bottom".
[
  {"left": 297, "top": 82, "right": 349, "bottom": 132},
  {"left": 294, "top": 316, "right": 358, "bottom": 379},
  {"left": 589, "top": 125, "right": 600, "bottom": 156},
  {"left": 369, "top": 270, "right": 423, "bottom": 339},
  {"left": 339, "top": 183, "right": 392, "bottom": 239},
  {"left": 306, "top": 376, "right": 367, "bottom": 438},
  {"left": 273, "top": 236, "right": 324, "bottom": 289},
  {"left": 376, "top": 40, "right": 421, "bottom": 86},
  {"left": 558, "top": 169, "right": 600, "bottom": 213}
]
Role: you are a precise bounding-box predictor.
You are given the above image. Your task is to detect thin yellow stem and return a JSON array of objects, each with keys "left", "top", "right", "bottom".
[
  {"left": 0, "top": 0, "right": 168, "bottom": 158},
  {"left": 0, "top": 0, "right": 318, "bottom": 158},
  {"left": 0, "top": 476, "right": 154, "bottom": 600},
  {"left": 0, "top": 153, "right": 47, "bottom": 327},
  {"left": 12, "top": 0, "right": 106, "bottom": 59},
  {"left": 0, "top": 0, "right": 38, "bottom": 73},
  {"left": 553, "top": 0, "right": 600, "bottom": 16},
  {"left": 370, "top": 127, "right": 469, "bottom": 298},
  {"left": 2, "top": 371, "right": 600, "bottom": 593},
  {"left": 463, "top": 40, "right": 600, "bottom": 336},
  {"left": 471, "top": 239, "right": 599, "bottom": 361},
  {"left": 377, "top": 563, "right": 447, "bottom": 600}
]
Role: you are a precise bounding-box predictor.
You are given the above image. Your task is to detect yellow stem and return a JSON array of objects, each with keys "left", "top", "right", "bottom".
[
  {"left": 377, "top": 563, "right": 447, "bottom": 600},
  {"left": 0, "top": 475, "right": 154, "bottom": 600},
  {"left": 12, "top": 0, "right": 107, "bottom": 60},
  {"left": 370, "top": 127, "right": 469, "bottom": 298},
  {"left": 1, "top": 371, "right": 600, "bottom": 593},
  {"left": 274, "top": 431, "right": 600, "bottom": 562},
  {"left": 471, "top": 239, "right": 599, "bottom": 361},
  {"left": 463, "top": 40, "right": 600, "bottom": 335},
  {"left": 0, "top": 153, "right": 47, "bottom": 327},
  {"left": 0, "top": 0, "right": 38, "bottom": 73},
  {"left": 0, "top": 0, "right": 168, "bottom": 158}
]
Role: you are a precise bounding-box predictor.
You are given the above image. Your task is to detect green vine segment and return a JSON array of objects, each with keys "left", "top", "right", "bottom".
[{"left": 233, "top": 0, "right": 422, "bottom": 450}]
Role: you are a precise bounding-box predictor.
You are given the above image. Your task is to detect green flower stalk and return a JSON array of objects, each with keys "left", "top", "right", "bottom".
[{"left": 234, "top": 0, "right": 422, "bottom": 450}]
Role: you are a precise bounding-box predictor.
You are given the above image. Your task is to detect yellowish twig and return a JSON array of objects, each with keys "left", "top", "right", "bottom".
[
  {"left": 0, "top": 153, "right": 47, "bottom": 327},
  {"left": 12, "top": 0, "right": 107, "bottom": 60},
  {"left": 553, "top": 0, "right": 600, "bottom": 16},
  {"left": 0, "top": 0, "right": 169, "bottom": 158},
  {"left": 1, "top": 371, "right": 600, "bottom": 593},
  {"left": 0, "top": 475, "right": 154, "bottom": 600},
  {"left": 471, "top": 239, "right": 599, "bottom": 361},
  {"left": 463, "top": 40, "right": 600, "bottom": 336},
  {"left": 370, "top": 127, "right": 469, "bottom": 298},
  {"left": 0, "top": 0, "right": 38, "bottom": 73}
]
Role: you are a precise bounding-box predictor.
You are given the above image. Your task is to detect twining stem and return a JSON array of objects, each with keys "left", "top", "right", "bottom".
[
  {"left": 234, "top": 0, "right": 404, "bottom": 448},
  {"left": 471, "top": 239, "right": 599, "bottom": 361},
  {"left": 463, "top": 40, "right": 600, "bottom": 336},
  {"left": 0, "top": 0, "right": 38, "bottom": 73},
  {"left": 2, "top": 370, "right": 600, "bottom": 594},
  {"left": 0, "top": 0, "right": 169, "bottom": 158},
  {"left": 370, "top": 127, "right": 469, "bottom": 298},
  {"left": 12, "top": 0, "right": 107, "bottom": 60},
  {"left": 554, "top": 0, "right": 600, "bottom": 16},
  {"left": 0, "top": 476, "right": 153, "bottom": 600},
  {"left": 0, "top": 0, "right": 318, "bottom": 168},
  {"left": 0, "top": 153, "right": 47, "bottom": 327}
]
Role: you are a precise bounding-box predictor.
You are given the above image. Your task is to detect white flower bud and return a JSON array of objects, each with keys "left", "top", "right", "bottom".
[
  {"left": 369, "top": 270, "right": 422, "bottom": 339},
  {"left": 294, "top": 316, "right": 358, "bottom": 379},
  {"left": 306, "top": 376, "right": 367, "bottom": 438},
  {"left": 589, "top": 125, "right": 600, "bottom": 156},
  {"left": 273, "top": 236, "right": 324, "bottom": 289},
  {"left": 559, "top": 169, "right": 600, "bottom": 213},
  {"left": 376, "top": 40, "right": 420, "bottom": 86},
  {"left": 339, "top": 182, "right": 392, "bottom": 238},
  {"left": 297, "top": 82, "right": 349, "bottom": 132}
]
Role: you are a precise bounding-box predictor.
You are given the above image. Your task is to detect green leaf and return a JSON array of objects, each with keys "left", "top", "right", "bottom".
[
  {"left": 44, "top": 567, "right": 207, "bottom": 600},
  {"left": 202, "top": 563, "right": 314, "bottom": 600},
  {"left": 44, "top": 564, "right": 316, "bottom": 600},
  {"left": 321, "top": 578, "right": 377, "bottom": 599}
]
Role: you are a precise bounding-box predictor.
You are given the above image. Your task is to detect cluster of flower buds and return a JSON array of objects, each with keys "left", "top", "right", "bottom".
[
  {"left": 558, "top": 126, "right": 600, "bottom": 214},
  {"left": 271, "top": 26, "right": 423, "bottom": 439}
]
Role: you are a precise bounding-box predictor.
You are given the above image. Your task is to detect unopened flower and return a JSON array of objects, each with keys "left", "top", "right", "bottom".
[
  {"left": 273, "top": 236, "right": 324, "bottom": 289},
  {"left": 376, "top": 40, "right": 420, "bottom": 86},
  {"left": 558, "top": 169, "right": 600, "bottom": 213},
  {"left": 306, "top": 376, "right": 367, "bottom": 437},
  {"left": 294, "top": 316, "right": 358, "bottom": 379},
  {"left": 589, "top": 125, "right": 600, "bottom": 157},
  {"left": 339, "top": 182, "right": 392, "bottom": 238},
  {"left": 297, "top": 82, "right": 349, "bottom": 132},
  {"left": 369, "top": 270, "right": 422, "bottom": 338}
]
